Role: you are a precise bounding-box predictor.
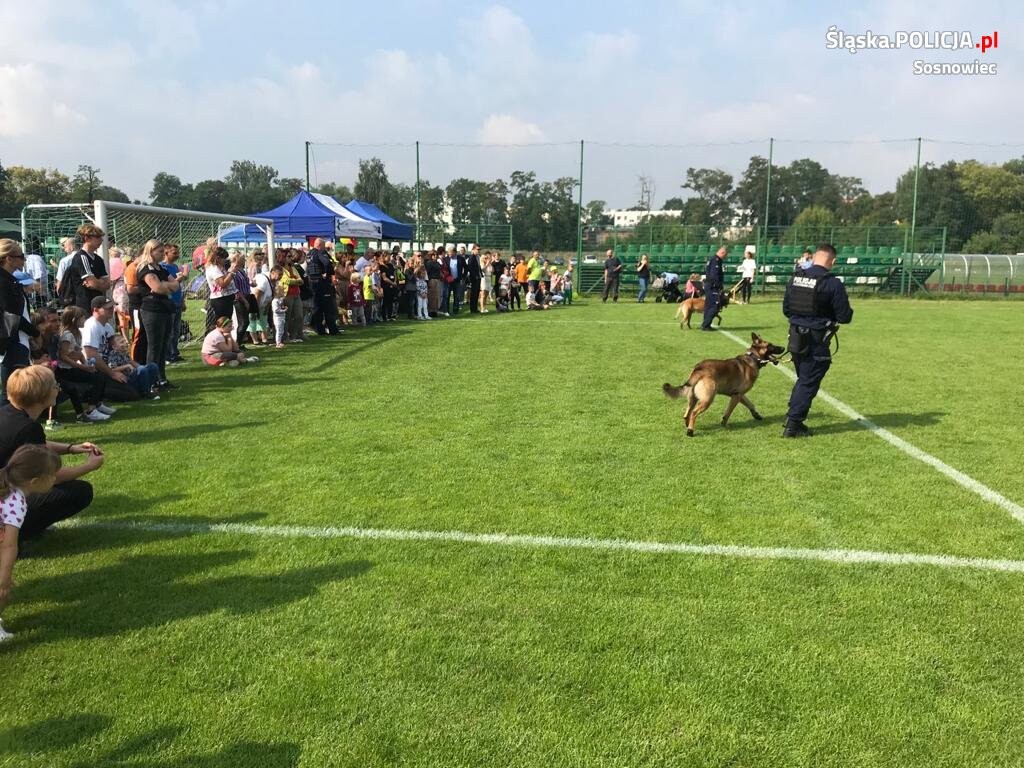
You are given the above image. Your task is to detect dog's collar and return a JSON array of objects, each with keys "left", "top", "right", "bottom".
[{"left": 745, "top": 351, "right": 771, "bottom": 369}]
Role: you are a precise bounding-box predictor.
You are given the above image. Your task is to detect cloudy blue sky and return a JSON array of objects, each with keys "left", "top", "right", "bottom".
[{"left": 2, "top": 0, "right": 1018, "bottom": 208}]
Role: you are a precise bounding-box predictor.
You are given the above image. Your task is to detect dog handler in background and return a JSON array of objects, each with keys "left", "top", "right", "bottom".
[
  {"left": 700, "top": 246, "right": 727, "bottom": 330},
  {"left": 781, "top": 243, "right": 853, "bottom": 438}
]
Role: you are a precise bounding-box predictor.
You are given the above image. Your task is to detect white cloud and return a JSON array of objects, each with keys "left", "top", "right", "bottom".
[
  {"left": 476, "top": 115, "right": 546, "bottom": 145},
  {"left": 288, "top": 62, "right": 320, "bottom": 82},
  {"left": 131, "top": 1, "right": 200, "bottom": 56},
  {"left": 579, "top": 31, "right": 639, "bottom": 72},
  {"left": 4, "top": 0, "right": 1023, "bottom": 208}
]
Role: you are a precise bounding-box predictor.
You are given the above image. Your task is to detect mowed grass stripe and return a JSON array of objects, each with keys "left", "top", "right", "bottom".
[{"left": 59, "top": 519, "right": 1024, "bottom": 574}]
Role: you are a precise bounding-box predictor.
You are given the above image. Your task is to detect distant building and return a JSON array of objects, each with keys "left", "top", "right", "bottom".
[{"left": 605, "top": 209, "right": 684, "bottom": 228}]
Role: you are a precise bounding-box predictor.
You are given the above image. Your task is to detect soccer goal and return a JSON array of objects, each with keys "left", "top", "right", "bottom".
[{"left": 21, "top": 200, "right": 275, "bottom": 281}]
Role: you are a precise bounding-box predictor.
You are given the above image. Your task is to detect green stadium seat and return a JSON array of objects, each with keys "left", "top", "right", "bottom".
[
  {"left": 672, "top": 244, "right": 686, "bottom": 255},
  {"left": 840, "top": 245, "right": 854, "bottom": 254},
  {"left": 685, "top": 244, "right": 698, "bottom": 254},
  {"left": 696, "top": 244, "right": 710, "bottom": 256},
  {"left": 854, "top": 246, "right": 866, "bottom": 256}
]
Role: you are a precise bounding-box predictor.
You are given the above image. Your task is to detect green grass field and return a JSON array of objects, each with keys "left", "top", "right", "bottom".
[{"left": 3, "top": 297, "right": 1024, "bottom": 767}]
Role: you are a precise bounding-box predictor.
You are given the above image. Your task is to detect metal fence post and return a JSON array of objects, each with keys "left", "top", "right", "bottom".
[
  {"left": 576, "top": 139, "right": 584, "bottom": 276},
  {"left": 763, "top": 137, "right": 773, "bottom": 248},
  {"left": 905, "top": 137, "right": 922, "bottom": 296},
  {"left": 415, "top": 140, "right": 421, "bottom": 242}
]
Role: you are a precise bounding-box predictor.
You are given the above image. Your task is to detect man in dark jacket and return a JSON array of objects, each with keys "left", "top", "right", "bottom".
[
  {"left": 466, "top": 244, "right": 483, "bottom": 313},
  {"left": 1, "top": 241, "right": 40, "bottom": 403},
  {"left": 307, "top": 238, "right": 340, "bottom": 335},
  {"left": 447, "top": 246, "right": 469, "bottom": 315},
  {"left": 490, "top": 251, "right": 506, "bottom": 300},
  {"left": 781, "top": 243, "right": 854, "bottom": 437},
  {"left": 700, "top": 246, "right": 727, "bottom": 330}
]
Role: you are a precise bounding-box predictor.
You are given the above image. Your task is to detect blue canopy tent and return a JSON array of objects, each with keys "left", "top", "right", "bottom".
[
  {"left": 344, "top": 200, "right": 413, "bottom": 241},
  {"left": 220, "top": 190, "right": 381, "bottom": 242}
]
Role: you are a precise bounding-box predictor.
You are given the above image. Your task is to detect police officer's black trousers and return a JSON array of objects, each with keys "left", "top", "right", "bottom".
[
  {"left": 700, "top": 290, "right": 721, "bottom": 329},
  {"left": 786, "top": 352, "right": 831, "bottom": 423},
  {"left": 311, "top": 290, "right": 338, "bottom": 335}
]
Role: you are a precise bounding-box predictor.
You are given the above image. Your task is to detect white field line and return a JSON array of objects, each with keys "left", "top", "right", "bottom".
[
  {"left": 715, "top": 329, "right": 1024, "bottom": 525},
  {"left": 58, "top": 518, "right": 1024, "bottom": 574}
]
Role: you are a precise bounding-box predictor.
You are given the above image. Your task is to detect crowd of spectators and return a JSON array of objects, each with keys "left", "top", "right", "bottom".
[{"left": 0, "top": 229, "right": 581, "bottom": 642}]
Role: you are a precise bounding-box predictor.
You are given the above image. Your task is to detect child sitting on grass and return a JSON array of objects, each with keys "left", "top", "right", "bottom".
[
  {"left": 201, "top": 317, "right": 258, "bottom": 367},
  {"left": 105, "top": 335, "right": 161, "bottom": 400},
  {"left": 0, "top": 445, "right": 61, "bottom": 642}
]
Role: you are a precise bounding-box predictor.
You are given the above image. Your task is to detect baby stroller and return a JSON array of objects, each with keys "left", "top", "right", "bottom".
[{"left": 655, "top": 276, "right": 684, "bottom": 303}]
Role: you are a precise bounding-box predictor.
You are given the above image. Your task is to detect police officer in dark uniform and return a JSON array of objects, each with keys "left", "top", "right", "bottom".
[
  {"left": 700, "top": 246, "right": 727, "bottom": 330},
  {"left": 782, "top": 243, "right": 853, "bottom": 437}
]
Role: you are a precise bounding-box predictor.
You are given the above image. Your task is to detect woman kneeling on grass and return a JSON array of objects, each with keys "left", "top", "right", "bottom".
[
  {"left": 0, "top": 444, "right": 61, "bottom": 642},
  {"left": 201, "top": 317, "right": 258, "bottom": 367}
]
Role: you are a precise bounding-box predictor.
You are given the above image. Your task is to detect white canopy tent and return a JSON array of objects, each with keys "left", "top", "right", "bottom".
[{"left": 311, "top": 193, "right": 382, "bottom": 238}]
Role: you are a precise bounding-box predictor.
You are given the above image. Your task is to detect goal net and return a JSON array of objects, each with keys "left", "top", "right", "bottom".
[{"left": 21, "top": 201, "right": 274, "bottom": 298}]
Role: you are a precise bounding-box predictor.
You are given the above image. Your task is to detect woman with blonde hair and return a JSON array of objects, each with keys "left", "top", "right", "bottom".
[
  {"left": 479, "top": 253, "right": 492, "bottom": 313},
  {"left": 637, "top": 253, "right": 651, "bottom": 303},
  {"left": 135, "top": 239, "right": 182, "bottom": 390}
]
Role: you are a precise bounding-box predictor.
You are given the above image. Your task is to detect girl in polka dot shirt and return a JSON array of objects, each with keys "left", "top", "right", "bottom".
[{"left": 0, "top": 445, "right": 61, "bottom": 642}]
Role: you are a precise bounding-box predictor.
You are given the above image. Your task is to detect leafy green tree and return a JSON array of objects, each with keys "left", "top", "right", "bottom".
[
  {"left": 962, "top": 231, "right": 1007, "bottom": 254},
  {"left": 3, "top": 166, "right": 72, "bottom": 211},
  {"left": 353, "top": 158, "right": 392, "bottom": 208},
  {"left": 69, "top": 165, "right": 103, "bottom": 203},
  {"left": 190, "top": 180, "right": 227, "bottom": 213},
  {"left": 415, "top": 181, "right": 445, "bottom": 225},
  {"left": 275, "top": 177, "right": 305, "bottom": 199},
  {"left": 682, "top": 168, "right": 734, "bottom": 227},
  {"left": 150, "top": 172, "right": 193, "bottom": 208},
  {"left": 661, "top": 197, "right": 685, "bottom": 210},
  {"left": 313, "top": 182, "right": 353, "bottom": 202},
  {"left": 957, "top": 160, "right": 1024, "bottom": 231},
  {"left": 584, "top": 199, "right": 609, "bottom": 225},
  {"left": 896, "top": 161, "right": 976, "bottom": 250},
  {"left": 223, "top": 160, "right": 281, "bottom": 213},
  {"left": 680, "top": 198, "right": 712, "bottom": 226}
]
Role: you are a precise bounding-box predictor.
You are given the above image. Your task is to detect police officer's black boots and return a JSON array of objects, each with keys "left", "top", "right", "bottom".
[{"left": 782, "top": 420, "right": 812, "bottom": 438}]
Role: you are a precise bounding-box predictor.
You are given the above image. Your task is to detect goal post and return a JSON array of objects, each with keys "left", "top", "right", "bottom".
[{"left": 20, "top": 201, "right": 275, "bottom": 283}]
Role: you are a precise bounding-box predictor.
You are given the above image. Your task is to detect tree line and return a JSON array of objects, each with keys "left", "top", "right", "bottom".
[{"left": 3, "top": 154, "right": 1024, "bottom": 253}]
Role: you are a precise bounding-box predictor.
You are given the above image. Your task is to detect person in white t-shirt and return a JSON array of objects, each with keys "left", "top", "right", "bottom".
[
  {"left": 81, "top": 297, "right": 129, "bottom": 387},
  {"left": 249, "top": 268, "right": 273, "bottom": 345},
  {"left": 22, "top": 249, "right": 48, "bottom": 308},
  {"left": 53, "top": 237, "right": 77, "bottom": 296},
  {"left": 83, "top": 297, "right": 161, "bottom": 400},
  {"left": 736, "top": 250, "right": 757, "bottom": 304}
]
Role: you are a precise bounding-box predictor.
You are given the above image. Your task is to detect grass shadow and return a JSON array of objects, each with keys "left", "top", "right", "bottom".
[
  {"left": 0, "top": 714, "right": 113, "bottom": 753},
  {"left": 91, "top": 421, "right": 263, "bottom": 445},
  {"left": 307, "top": 326, "right": 412, "bottom": 374},
  {"left": 812, "top": 410, "right": 947, "bottom": 435},
  {"left": 14, "top": 550, "right": 372, "bottom": 642},
  {"left": 0, "top": 715, "right": 300, "bottom": 767},
  {"left": 26, "top": 511, "right": 274, "bottom": 560}
]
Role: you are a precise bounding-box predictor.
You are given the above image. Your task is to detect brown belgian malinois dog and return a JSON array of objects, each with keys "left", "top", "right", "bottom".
[
  {"left": 675, "top": 291, "right": 732, "bottom": 329},
  {"left": 663, "top": 332, "right": 786, "bottom": 437}
]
